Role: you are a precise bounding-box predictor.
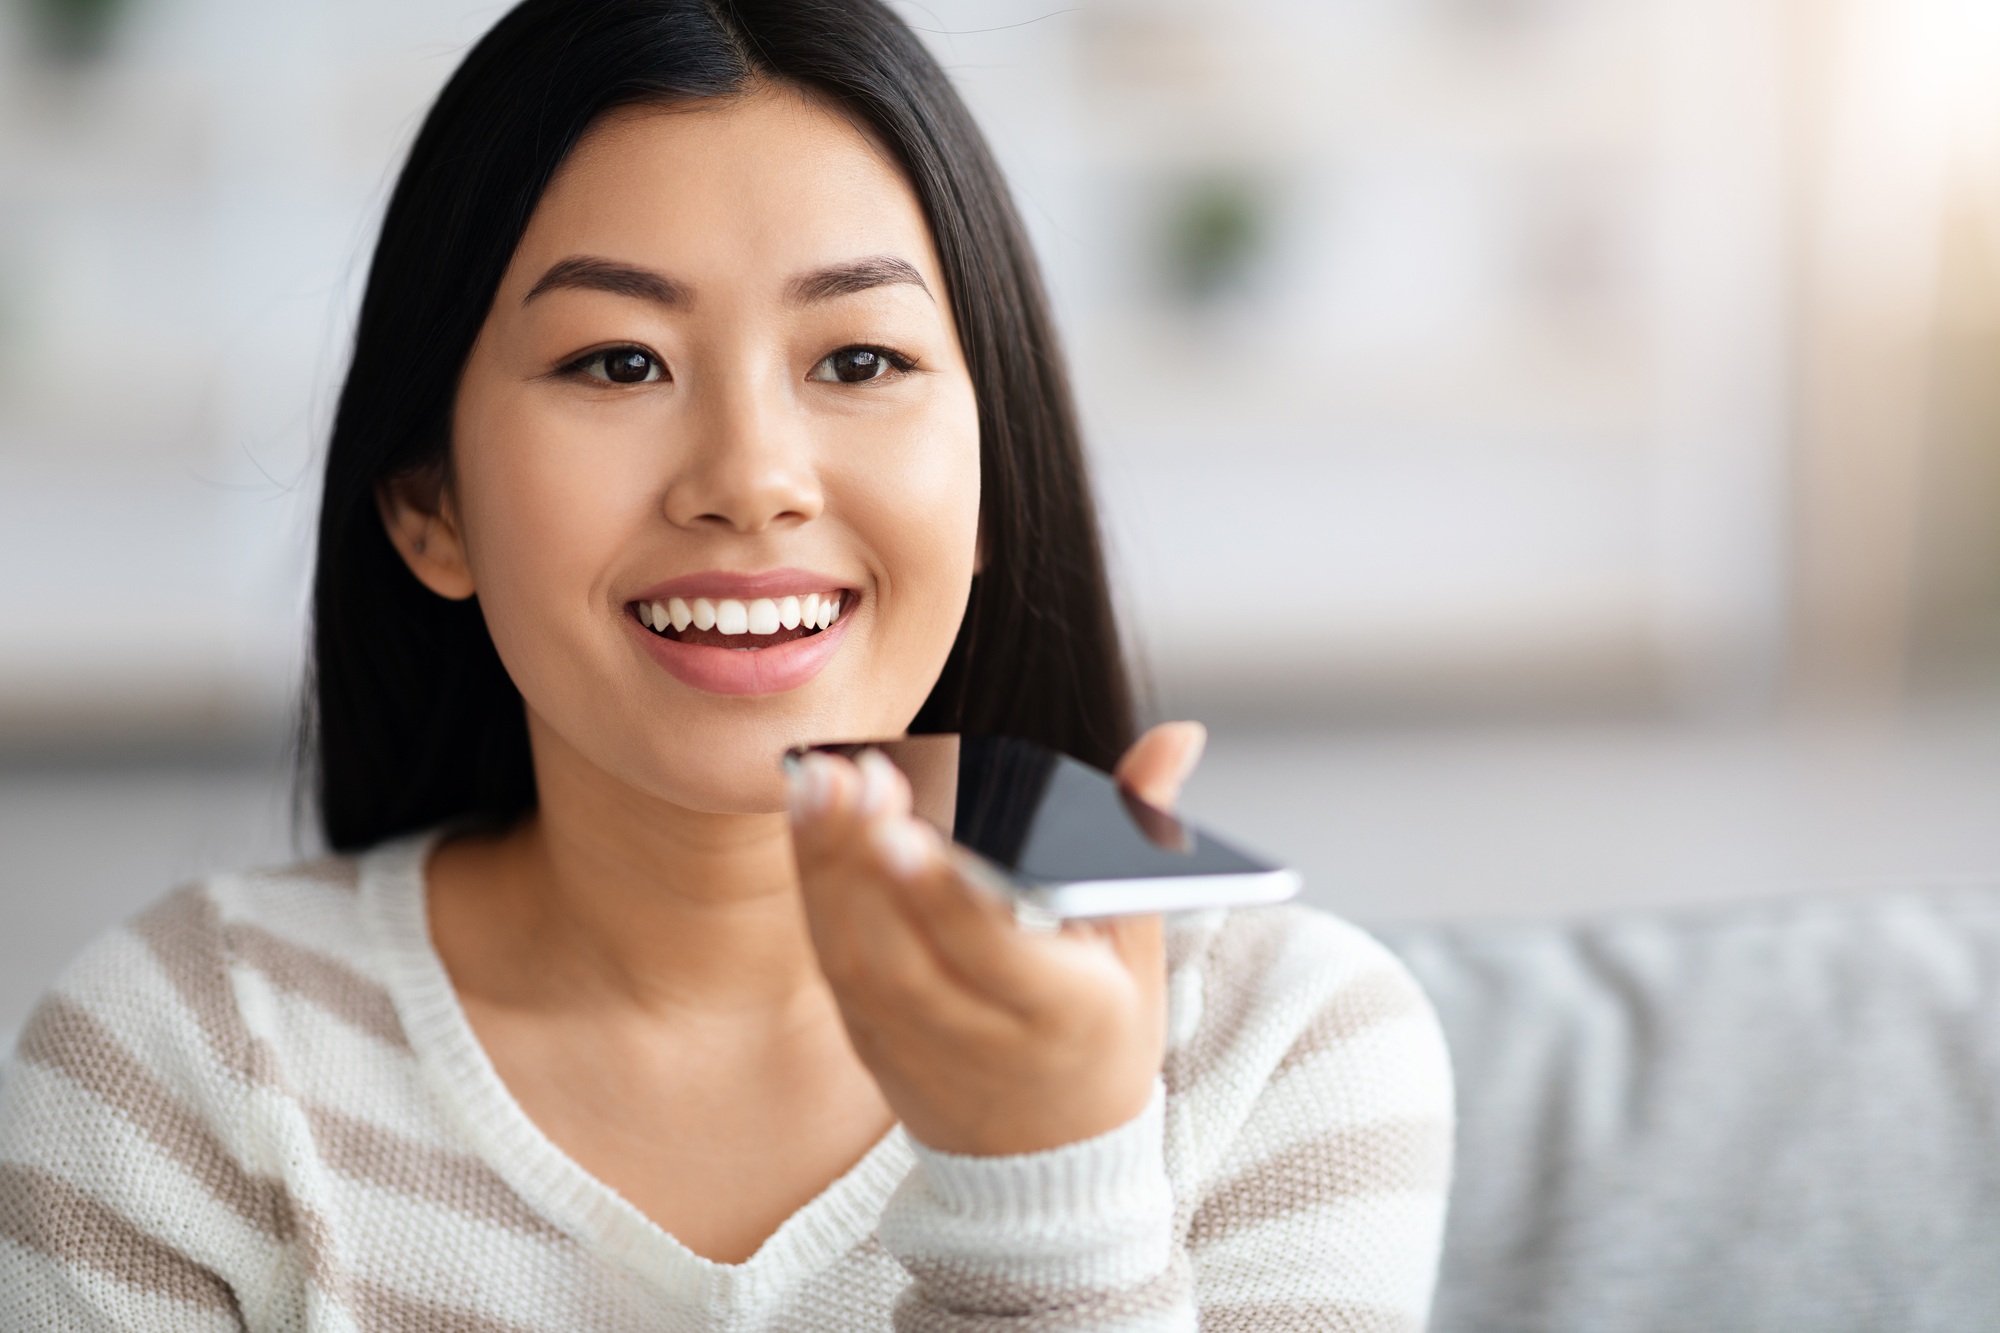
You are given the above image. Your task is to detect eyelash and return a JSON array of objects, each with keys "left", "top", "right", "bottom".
[
  {"left": 808, "top": 345, "right": 918, "bottom": 384},
  {"left": 564, "top": 346, "right": 666, "bottom": 385},
  {"left": 559, "top": 343, "right": 919, "bottom": 387}
]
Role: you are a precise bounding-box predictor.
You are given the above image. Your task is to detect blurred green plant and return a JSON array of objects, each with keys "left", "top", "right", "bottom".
[
  {"left": 23, "top": 0, "right": 134, "bottom": 61},
  {"left": 1163, "top": 176, "right": 1267, "bottom": 305}
]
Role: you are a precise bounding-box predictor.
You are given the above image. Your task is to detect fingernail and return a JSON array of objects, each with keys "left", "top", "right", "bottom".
[
  {"left": 856, "top": 749, "right": 897, "bottom": 816},
  {"left": 786, "top": 753, "right": 834, "bottom": 820},
  {"left": 872, "top": 817, "right": 933, "bottom": 879}
]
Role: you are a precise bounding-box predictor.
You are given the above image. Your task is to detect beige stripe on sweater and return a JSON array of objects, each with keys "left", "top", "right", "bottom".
[{"left": 0, "top": 1164, "right": 241, "bottom": 1317}]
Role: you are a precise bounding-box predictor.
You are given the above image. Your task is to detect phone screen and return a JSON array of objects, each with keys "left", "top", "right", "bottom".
[{"left": 800, "top": 734, "right": 1300, "bottom": 917}]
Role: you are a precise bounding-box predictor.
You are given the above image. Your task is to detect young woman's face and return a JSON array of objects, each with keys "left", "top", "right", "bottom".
[{"left": 443, "top": 90, "right": 981, "bottom": 814}]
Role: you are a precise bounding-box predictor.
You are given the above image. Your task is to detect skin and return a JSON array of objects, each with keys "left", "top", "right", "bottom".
[{"left": 378, "top": 85, "right": 1205, "bottom": 1265}]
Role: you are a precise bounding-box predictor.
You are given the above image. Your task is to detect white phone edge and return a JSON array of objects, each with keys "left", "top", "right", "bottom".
[{"left": 1010, "top": 868, "right": 1303, "bottom": 919}]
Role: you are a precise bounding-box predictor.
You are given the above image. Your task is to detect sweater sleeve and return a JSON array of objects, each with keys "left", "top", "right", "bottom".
[
  {"left": 876, "top": 1082, "right": 1195, "bottom": 1332},
  {"left": 1173, "top": 908, "right": 1456, "bottom": 1331},
  {"left": 876, "top": 907, "right": 1455, "bottom": 1333},
  {"left": 0, "top": 888, "right": 264, "bottom": 1331}
]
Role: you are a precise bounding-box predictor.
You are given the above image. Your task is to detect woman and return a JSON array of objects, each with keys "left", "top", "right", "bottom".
[{"left": 0, "top": 2, "right": 1453, "bottom": 1328}]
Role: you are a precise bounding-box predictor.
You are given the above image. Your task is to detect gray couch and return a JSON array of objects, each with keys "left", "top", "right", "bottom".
[{"left": 1380, "top": 886, "right": 2000, "bottom": 1332}]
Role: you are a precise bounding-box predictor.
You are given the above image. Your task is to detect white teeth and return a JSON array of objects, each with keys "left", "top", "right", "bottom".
[{"left": 653, "top": 590, "right": 844, "bottom": 637}]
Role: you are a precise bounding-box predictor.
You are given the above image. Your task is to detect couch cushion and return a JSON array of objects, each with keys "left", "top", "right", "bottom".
[{"left": 1380, "top": 885, "right": 2000, "bottom": 1333}]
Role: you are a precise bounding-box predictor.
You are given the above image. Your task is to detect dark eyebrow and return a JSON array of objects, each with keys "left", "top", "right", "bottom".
[
  {"left": 523, "top": 255, "right": 690, "bottom": 308},
  {"left": 786, "top": 256, "right": 930, "bottom": 305}
]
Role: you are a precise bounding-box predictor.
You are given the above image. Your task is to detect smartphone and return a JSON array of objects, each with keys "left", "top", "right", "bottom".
[{"left": 794, "top": 734, "right": 1301, "bottom": 919}]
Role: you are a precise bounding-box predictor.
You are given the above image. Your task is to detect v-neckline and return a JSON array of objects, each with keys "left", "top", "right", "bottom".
[{"left": 358, "top": 833, "right": 915, "bottom": 1317}]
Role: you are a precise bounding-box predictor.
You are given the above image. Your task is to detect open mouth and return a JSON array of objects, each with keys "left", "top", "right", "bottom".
[{"left": 630, "top": 591, "right": 849, "bottom": 651}]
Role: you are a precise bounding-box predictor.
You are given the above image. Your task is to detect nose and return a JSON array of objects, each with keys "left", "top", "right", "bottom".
[{"left": 662, "top": 372, "right": 823, "bottom": 534}]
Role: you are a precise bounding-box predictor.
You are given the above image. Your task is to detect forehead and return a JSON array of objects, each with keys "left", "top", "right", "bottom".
[{"left": 516, "top": 88, "right": 937, "bottom": 284}]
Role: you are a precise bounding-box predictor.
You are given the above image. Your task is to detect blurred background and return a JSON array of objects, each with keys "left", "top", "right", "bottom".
[{"left": 4, "top": 0, "right": 2000, "bottom": 1043}]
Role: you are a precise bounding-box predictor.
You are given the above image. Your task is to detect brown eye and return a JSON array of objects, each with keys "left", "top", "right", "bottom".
[
  {"left": 808, "top": 346, "right": 907, "bottom": 383},
  {"left": 578, "top": 347, "right": 664, "bottom": 384}
]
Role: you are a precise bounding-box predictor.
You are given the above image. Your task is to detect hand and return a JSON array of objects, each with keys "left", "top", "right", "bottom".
[{"left": 788, "top": 722, "right": 1208, "bottom": 1157}]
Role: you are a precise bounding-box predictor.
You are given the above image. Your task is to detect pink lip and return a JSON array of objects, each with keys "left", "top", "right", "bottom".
[
  {"left": 632, "top": 614, "right": 853, "bottom": 696},
  {"left": 631, "top": 567, "right": 852, "bottom": 602}
]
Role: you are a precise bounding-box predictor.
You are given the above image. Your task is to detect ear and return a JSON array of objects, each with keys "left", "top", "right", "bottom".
[{"left": 376, "top": 468, "right": 477, "bottom": 601}]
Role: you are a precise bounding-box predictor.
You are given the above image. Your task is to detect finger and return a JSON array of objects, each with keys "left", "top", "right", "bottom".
[
  {"left": 790, "top": 753, "right": 911, "bottom": 976},
  {"left": 1095, "top": 912, "right": 1166, "bottom": 978},
  {"left": 787, "top": 748, "right": 910, "bottom": 862},
  {"left": 1105, "top": 914, "right": 1169, "bottom": 1059},
  {"left": 799, "top": 756, "right": 1138, "bottom": 1020},
  {"left": 789, "top": 759, "right": 1005, "bottom": 1002},
  {"left": 1115, "top": 721, "right": 1207, "bottom": 811},
  {"left": 879, "top": 822, "right": 1135, "bottom": 1017},
  {"left": 798, "top": 807, "right": 1009, "bottom": 1037},
  {"left": 854, "top": 748, "right": 912, "bottom": 819},
  {"left": 870, "top": 818, "right": 1027, "bottom": 970},
  {"left": 785, "top": 750, "right": 856, "bottom": 857}
]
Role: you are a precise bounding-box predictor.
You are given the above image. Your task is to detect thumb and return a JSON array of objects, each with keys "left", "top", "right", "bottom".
[{"left": 1113, "top": 721, "right": 1208, "bottom": 812}]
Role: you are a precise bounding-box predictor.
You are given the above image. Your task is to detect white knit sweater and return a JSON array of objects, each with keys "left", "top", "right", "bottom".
[{"left": 0, "top": 836, "right": 1453, "bottom": 1331}]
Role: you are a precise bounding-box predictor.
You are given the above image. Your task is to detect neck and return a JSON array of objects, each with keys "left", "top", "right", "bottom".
[{"left": 429, "top": 717, "right": 822, "bottom": 1023}]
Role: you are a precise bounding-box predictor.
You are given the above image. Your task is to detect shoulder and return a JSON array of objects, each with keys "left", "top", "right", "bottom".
[
  {"left": 63, "top": 852, "right": 386, "bottom": 1032},
  {"left": 0, "top": 856, "right": 379, "bottom": 1318},
  {"left": 1163, "top": 904, "right": 1454, "bottom": 1181},
  {"left": 4, "top": 853, "right": 397, "bottom": 1119},
  {"left": 1, "top": 852, "right": 395, "bottom": 1199}
]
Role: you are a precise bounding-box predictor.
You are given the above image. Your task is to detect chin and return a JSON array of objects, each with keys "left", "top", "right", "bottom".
[
  {"left": 650, "top": 752, "right": 794, "bottom": 816},
  {"left": 617, "top": 694, "right": 895, "bottom": 817},
  {"left": 515, "top": 618, "right": 948, "bottom": 818}
]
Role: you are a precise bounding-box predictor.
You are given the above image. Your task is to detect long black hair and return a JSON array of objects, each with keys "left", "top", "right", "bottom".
[{"left": 309, "top": 0, "right": 1135, "bottom": 852}]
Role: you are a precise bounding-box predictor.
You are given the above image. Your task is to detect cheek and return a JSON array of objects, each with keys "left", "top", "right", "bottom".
[
  {"left": 449, "top": 387, "right": 645, "bottom": 678},
  {"left": 840, "top": 394, "right": 983, "bottom": 682}
]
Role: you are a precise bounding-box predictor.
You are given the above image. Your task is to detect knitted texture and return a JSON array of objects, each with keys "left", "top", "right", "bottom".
[{"left": 0, "top": 836, "right": 1453, "bottom": 1331}]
